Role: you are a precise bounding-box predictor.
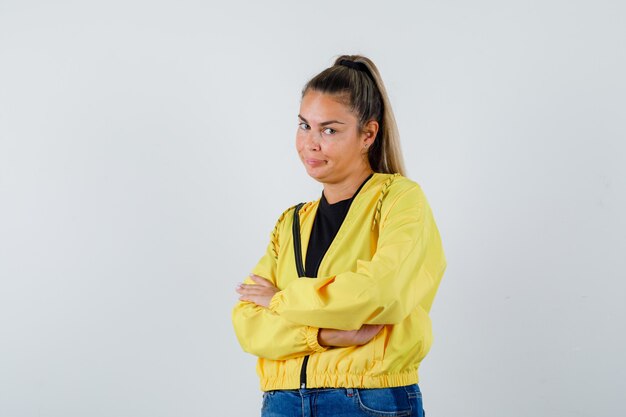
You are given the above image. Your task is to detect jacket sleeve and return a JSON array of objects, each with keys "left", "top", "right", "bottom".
[
  {"left": 231, "top": 208, "right": 328, "bottom": 360},
  {"left": 268, "top": 184, "right": 447, "bottom": 331}
]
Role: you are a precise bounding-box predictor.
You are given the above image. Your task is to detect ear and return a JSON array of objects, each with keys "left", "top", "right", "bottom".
[{"left": 362, "top": 120, "right": 379, "bottom": 147}]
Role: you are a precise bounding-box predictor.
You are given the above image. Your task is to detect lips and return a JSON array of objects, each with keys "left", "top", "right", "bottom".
[{"left": 305, "top": 158, "right": 326, "bottom": 167}]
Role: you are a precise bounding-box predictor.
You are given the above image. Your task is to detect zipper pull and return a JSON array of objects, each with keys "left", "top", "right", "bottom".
[{"left": 301, "top": 382, "right": 306, "bottom": 389}]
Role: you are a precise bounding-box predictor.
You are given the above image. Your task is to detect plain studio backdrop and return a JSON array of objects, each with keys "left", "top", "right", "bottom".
[{"left": 1, "top": 1, "right": 624, "bottom": 416}]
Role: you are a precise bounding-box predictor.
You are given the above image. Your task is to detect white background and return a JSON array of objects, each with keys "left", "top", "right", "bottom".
[{"left": 1, "top": 1, "right": 624, "bottom": 416}]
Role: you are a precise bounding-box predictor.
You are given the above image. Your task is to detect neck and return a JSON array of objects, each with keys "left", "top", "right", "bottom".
[{"left": 322, "top": 168, "right": 373, "bottom": 204}]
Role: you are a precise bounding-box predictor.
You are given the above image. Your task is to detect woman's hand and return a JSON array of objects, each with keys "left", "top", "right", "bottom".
[
  {"left": 318, "top": 324, "right": 384, "bottom": 347},
  {"left": 236, "top": 274, "right": 280, "bottom": 308}
]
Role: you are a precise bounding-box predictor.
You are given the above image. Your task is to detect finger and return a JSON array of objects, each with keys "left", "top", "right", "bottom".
[
  {"left": 237, "top": 285, "right": 275, "bottom": 296},
  {"left": 365, "top": 325, "right": 384, "bottom": 335},
  {"left": 354, "top": 326, "right": 384, "bottom": 344},
  {"left": 239, "top": 294, "right": 261, "bottom": 303},
  {"left": 239, "top": 294, "right": 271, "bottom": 308},
  {"left": 361, "top": 324, "right": 384, "bottom": 330},
  {"left": 249, "top": 274, "right": 274, "bottom": 287},
  {"left": 359, "top": 325, "right": 384, "bottom": 337},
  {"left": 239, "top": 283, "right": 273, "bottom": 292},
  {"left": 237, "top": 286, "right": 262, "bottom": 296},
  {"left": 236, "top": 286, "right": 257, "bottom": 295}
]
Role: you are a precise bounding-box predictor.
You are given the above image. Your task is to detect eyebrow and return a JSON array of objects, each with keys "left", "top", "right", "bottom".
[{"left": 298, "top": 114, "right": 346, "bottom": 126}]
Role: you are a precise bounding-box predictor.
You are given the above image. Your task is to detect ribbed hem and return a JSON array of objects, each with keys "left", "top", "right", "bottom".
[
  {"left": 260, "top": 369, "right": 419, "bottom": 391},
  {"left": 304, "top": 327, "right": 327, "bottom": 353}
]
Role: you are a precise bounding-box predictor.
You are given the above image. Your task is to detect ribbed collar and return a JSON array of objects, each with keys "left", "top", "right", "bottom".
[{"left": 320, "top": 173, "right": 374, "bottom": 209}]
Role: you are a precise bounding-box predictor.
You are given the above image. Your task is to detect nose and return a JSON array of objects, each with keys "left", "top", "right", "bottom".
[{"left": 304, "top": 131, "right": 321, "bottom": 151}]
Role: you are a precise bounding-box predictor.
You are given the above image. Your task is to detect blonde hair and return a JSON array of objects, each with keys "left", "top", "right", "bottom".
[{"left": 302, "top": 54, "right": 406, "bottom": 176}]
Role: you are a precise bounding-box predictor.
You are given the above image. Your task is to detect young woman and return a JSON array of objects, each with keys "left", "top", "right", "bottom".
[{"left": 233, "top": 55, "right": 446, "bottom": 417}]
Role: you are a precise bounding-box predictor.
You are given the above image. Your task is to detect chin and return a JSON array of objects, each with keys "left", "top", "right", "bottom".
[
  {"left": 303, "top": 167, "right": 328, "bottom": 183},
  {"left": 306, "top": 171, "right": 326, "bottom": 183}
]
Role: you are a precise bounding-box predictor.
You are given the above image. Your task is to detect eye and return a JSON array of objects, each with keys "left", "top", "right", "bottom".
[
  {"left": 298, "top": 122, "right": 310, "bottom": 130},
  {"left": 323, "top": 127, "right": 336, "bottom": 135}
]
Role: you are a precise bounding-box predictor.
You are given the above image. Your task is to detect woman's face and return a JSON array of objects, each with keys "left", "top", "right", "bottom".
[{"left": 296, "top": 90, "right": 375, "bottom": 185}]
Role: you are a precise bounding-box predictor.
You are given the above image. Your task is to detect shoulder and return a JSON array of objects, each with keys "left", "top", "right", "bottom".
[
  {"left": 382, "top": 175, "right": 433, "bottom": 219},
  {"left": 374, "top": 173, "right": 426, "bottom": 205},
  {"left": 271, "top": 200, "right": 317, "bottom": 231},
  {"left": 389, "top": 174, "right": 422, "bottom": 193},
  {"left": 366, "top": 173, "right": 427, "bottom": 229},
  {"left": 272, "top": 204, "right": 298, "bottom": 229}
]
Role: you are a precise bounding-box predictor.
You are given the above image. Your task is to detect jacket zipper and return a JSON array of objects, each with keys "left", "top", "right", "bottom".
[
  {"left": 292, "top": 177, "right": 373, "bottom": 390},
  {"left": 300, "top": 355, "right": 310, "bottom": 389},
  {"left": 292, "top": 203, "right": 309, "bottom": 389}
]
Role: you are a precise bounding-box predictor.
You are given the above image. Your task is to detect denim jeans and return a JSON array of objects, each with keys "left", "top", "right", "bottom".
[{"left": 261, "top": 384, "right": 424, "bottom": 417}]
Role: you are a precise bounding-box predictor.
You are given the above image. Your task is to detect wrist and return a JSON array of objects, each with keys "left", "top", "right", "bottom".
[
  {"left": 318, "top": 328, "right": 329, "bottom": 347},
  {"left": 306, "top": 327, "right": 327, "bottom": 353}
]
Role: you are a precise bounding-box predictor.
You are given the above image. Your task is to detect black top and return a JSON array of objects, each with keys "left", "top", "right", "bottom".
[{"left": 305, "top": 174, "right": 373, "bottom": 278}]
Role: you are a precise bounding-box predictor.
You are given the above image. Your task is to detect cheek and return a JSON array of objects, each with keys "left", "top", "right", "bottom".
[
  {"left": 321, "top": 139, "right": 342, "bottom": 155},
  {"left": 295, "top": 135, "right": 305, "bottom": 152}
]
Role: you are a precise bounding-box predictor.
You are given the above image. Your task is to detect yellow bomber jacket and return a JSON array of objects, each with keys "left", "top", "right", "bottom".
[{"left": 232, "top": 173, "right": 447, "bottom": 391}]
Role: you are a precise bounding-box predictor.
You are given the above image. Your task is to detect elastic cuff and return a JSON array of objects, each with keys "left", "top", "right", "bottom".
[
  {"left": 305, "top": 327, "right": 328, "bottom": 353},
  {"left": 268, "top": 292, "right": 282, "bottom": 313}
]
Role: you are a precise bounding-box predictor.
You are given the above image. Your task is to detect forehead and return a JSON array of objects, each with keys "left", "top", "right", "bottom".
[{"left": 299, "top": 91, "right": 356, "bottom": 123}]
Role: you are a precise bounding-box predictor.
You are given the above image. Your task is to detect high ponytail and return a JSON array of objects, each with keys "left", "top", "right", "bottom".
[{"left": 302, "top": 55, "right": 406, "bottom": 176}]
